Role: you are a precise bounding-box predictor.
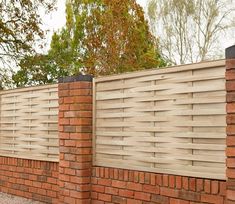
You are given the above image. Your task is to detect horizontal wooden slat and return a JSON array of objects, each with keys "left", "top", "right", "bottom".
[
  {"left": 93, "top": 60, "right": 226, "bottom": 180},
  {"left": 0, "top": 84, "right": 59, "bottom": 162}
]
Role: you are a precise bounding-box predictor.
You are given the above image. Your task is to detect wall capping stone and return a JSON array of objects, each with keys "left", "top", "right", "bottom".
[{"left": 58, "top": 74, "right": 93, "bottom": 83}]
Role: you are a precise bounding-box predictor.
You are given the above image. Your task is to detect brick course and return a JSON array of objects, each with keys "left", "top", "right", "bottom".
[
  {"left": 91, "top": 167, "right": 226, "bottom": 204},
  {"left": 226, "top": 45, "right": 235, "bottom": 204},
  {"left": 0, "top": 156, "right": 59, "bottom": 203}
]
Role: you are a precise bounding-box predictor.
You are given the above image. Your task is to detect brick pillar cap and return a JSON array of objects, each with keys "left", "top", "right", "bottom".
[
  {"left": 58, "top": 75, "right": 93, "bottom": 83},
  {"left": 226, "top": 45, "right": 235, "bottom": 59}
]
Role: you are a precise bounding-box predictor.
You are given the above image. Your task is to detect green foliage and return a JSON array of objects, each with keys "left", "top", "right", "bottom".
[
  {"left": 12, "top": 54, "right": 68, "bottom": 87},
  {"left": 0, "top": 0, "right": 56, "bottom": 89},
  {"left": 0, "top": 0, "right": 56, "bottom": 64},
  {"left": 13, "top": 0, "right": 166, "bottom": 87}
]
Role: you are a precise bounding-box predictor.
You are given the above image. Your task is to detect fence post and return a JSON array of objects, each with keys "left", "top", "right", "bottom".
[
  {"left": 226, "top": 45, "right": 235, "bottom": 203},
  {"left": 58, "top": 75, "right": 93, "bottom": 204}
]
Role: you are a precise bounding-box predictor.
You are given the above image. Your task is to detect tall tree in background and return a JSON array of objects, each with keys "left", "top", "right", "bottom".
[
  {"left": 0, "top": 0, "right": 56, "bottom": 89},
  {"left": 13, "top": 0, "right": 165, "bottom": 87},
  {"left": 147, "top": 0, "right": 235, "bottom": 65},
  {"left": 51, "top": 0, "right": 165, "bottom": 76}
]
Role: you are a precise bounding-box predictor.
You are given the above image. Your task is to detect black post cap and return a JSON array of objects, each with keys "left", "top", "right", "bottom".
[
  {"left": 226, "top": 45, "right": 235, "bottom": 59},
  {"left": 58, "top": 75, "right": 93, "bottom": 83}
]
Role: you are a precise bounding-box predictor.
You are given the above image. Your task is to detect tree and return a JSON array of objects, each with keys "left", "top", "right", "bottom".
[
  {"left": 52, "top": 0, "right": 166, "bottom": 76},
  {"left": 14, "top": 0, "right": 165, "bottom": 86},
  {"left": 12, "top": 54, "right": 68, "bottom": 87},
  {"left": 0, "top": 0, "right": 56, "bottom": 89},
  {"left": 147, "top": 0, "right": 235, "bottom": 65}
]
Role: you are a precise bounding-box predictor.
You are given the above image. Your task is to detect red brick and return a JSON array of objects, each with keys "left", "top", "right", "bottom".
[
  {"left": 227, "top": 136, "right": 235, "bottom": 146},
  {"left": 64, "top": 154, "right": 76, "bottom": 161},
  {"left": 176, "top": 176, "right": 182, "bottom": 189},
  {"left": 59, "top": 118, "right": 69, "bottom": 125},
  {"left": 70, "top": 89, "right": 91, "bottom": 96},
  {"left": 69, "top": 82, "right": 91, "bottom": 89},
  {"left": 227, "top": 114, "right": 235, "bottom": 124},
  {"left": 163, "top": 175, "right": 168, "bottom": 187},
  {"left": 227, "top": 93, "right": 235, "bottom": 102},
  {"left": 112, "top": 196, "right": 127, "bottom": 204},
  {"left": 98, "top": 193, "right": 111, "bottom": 202},
  {"left": 160, "top": 187, "right": 179, "bottom": 198},
  {"left": 150, "top": 173, "right": 156, "bottom": 185},
  {"left": 182, "top": 177, "right": 188, "bottom": 190},
  {"left": 119, "top": 189, "right": 134, "bottom": 198},
  {"left": 201, "top": 194, "right": 224, "bottom": 204},
  {"left": 64, "top": 96, "right": 75, "bottom": 104},
  {"left": 227, "top": 125, "right": 235, "bottom": 136},
  {"left": 134, "top": 171, "right": 139, "bottom": 183},
  {"left": 156, "top": 174, "right": 163, "bottom": 186},
  {"left": 58, "top": 83, "right": 69, "bottom": 90},
  {"left": 143, "top": 184, "right": 159, "bottom": 194},
  {"left": 104, "top": 168, "right": 109, "bottom": 178},
  {"left": 98, "top": 178, "right": 112, "bottom": 186},
  {"left": 169, "top": 175, "right": 175, "bottom": 188},
  {"left": 91, "top": 192, "right": 98, "bottom": 199},
  {"left": 124, "top": 170, "right": 129, "bottom": 181},
  {"left": 170, "top": 198, "right": 189, "bottom": 204},
  {"left": 226, "top": 81, "right": 235, "bottom": 92},
  {"left": 178, "top": 190, "right": 200, "bottom": 202},
  {"left": 118, "top": 169, "right": 124, "bottom": 180},
  {"left": 64, "top": 196, "right": 76, "bottom": 204},
  {"left": 105, "top": 187, "right": 119, "bottom": 195},
  {"left": 227, "top": 158, "right": 235, "bottom": 168},
  {"left": 144, "top": 173, "right": 150, "bottom": 184},
  {"left": 76, "top": 140, "right": 92, "bottom": 148},
  {"left": 226, "top": 59, "right": 235, "bottom": 69},
  {"left": 227, "top": 189, "right": 235, "bottom": 201},
  {"left": 126, "top": 182, "right": 142, "bottom": 191},
  {"left": 134, "top": 191, "right": 151, "bottom": 201},
  {"left": 151, "top": 194, "right": 169, "bottom": 204},
  {"left": 127, "top": 199, "right": 142, "bottom": 204},
  {"left": 204, "top": 180, "right": 211, "bottom": 193},
  {"left": 92, "top": 185, "right": 105, "bottom": 193},
  {"left": 64, "top": 140, "right": 76, "bottom": 147},
  {"left": 112, "top": 180, "right": 127, "bottom": 189},
  {"left": 227, "top": 147, "right": 235, "bottom": 156},
  {"left": 74, "top": 96, "right": 92, "bottom": 104},
  {"left": 211, "top": 180, "right": 219, "bottom": 194},
  {"left": 139, "top": 172, "right": 145, "bottom": 183},
  {"left": 227, "top": 168, "right": 235, "bottom": 178},
  {"left": 59, "top": 104, "right": 70, "bottom": 111},
  {"left": 189, "top": 178, "right": 196, "bottom": 191}
]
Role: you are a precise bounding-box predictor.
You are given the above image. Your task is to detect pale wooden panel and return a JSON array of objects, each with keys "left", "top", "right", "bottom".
[
  {"left": 0, "top": 84, "right": 59, "bottom": 162},
  {"left": 93, "top": 60, "right": 226, "bottom": 180}
]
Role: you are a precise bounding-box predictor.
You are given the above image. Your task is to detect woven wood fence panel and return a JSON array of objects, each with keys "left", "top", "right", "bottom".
[
  {"left": 93, "top": 60, "right": 226, "bottom": 179},
  {"left": 0, "top": 84, "right": 59, "bottom": 162}
]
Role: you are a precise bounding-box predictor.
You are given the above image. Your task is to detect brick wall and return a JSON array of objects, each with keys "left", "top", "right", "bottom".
[
  {"left": 0, "top": 156, "right": 59, "bottom": 203},
  {"left": 226, "top": 45, "right": 235, "bottom": 204},
  {"left": 91, "top": 167, "right": 226, "bottom": 204},
  {"left": 58, "top": 75, "right": 93, "bottom": 204}
]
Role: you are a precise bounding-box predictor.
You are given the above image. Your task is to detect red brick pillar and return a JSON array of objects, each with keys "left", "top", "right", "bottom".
[
  {"left": 226, "top": 45, "right": 235, "bottom": 203},
  {"left": 58, "top": 75, "right": 93, "bottom": 204}
]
